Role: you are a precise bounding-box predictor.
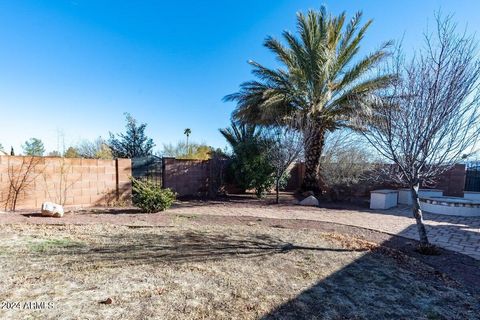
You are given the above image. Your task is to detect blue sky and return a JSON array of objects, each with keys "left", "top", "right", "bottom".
[{"left": 1, "top": 0, "right": 479, "bottom": 154}]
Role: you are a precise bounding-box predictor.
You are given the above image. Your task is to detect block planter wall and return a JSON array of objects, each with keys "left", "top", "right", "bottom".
[
  {"left": 370, "top": 189, "right": 398, "bottom": 209},
  {"left": 398, "top": 189, "right": 443, "bottom": 205}
]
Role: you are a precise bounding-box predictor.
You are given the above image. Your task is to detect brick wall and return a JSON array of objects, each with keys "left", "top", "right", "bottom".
[
  {"left": 0, "top": 156, "right": 132, "bottom": 210},
  {"left": 435, "top": 164, "right": 466, "bottom": 197},
  {"left": 285, "top": 162, "right": 466, "bottom": 197},
  {"left": 162, "top": 158, "right": 210, "bottom": 197},
  {"left": 285, "top": 163, "right": 305, "bottom": 191},
  {"left": 159, "top": 158, "right": 467, "bottom": 198}
]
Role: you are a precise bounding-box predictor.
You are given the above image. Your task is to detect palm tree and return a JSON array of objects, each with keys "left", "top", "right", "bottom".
[
  {"left": 220, "top": 121, "right": 273, "bottom": 196},
  {"left": 219, "top": 122, "right": 262, "bottom": 150},
  {"left": 224, "top": 7, "right": 394, "bottom": 192},
  {"left": 184, "top": 128, "right": 191, "bottom": 153}
]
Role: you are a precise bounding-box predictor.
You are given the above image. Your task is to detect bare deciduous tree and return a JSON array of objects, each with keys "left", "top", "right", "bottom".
[
  {"left": 77, "top": 137, "right": 113, "bottom": 159},
  {"left": 42, "top": 158, "right": 81, "bottom": 206},
  {"left": 320, "top": 130, "right": 375, "bottom": 201},
  {"left": 3, "top": 157, "right": 42, "bottom": 211},
  {"left": 266, "top": 126, "right": 304, "bottom": 204},
  {"left": 362, "top": 15, "right": 480, "bottom": 248}
]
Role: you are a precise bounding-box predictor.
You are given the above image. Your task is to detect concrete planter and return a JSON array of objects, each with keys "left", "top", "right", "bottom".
[
  {"left": 420, "top": 196, "right": 480, "bottom": 217},
  {"left": 370, "top": 189, "right": 398, "bottom": 209},
  {"left": 463, "top": 191, "right": 480, "bottom": 201},
  {"left": 398, "top": 189, "right": 443, "bottom": 205}
]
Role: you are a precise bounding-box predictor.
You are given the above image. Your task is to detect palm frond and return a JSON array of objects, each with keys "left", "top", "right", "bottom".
[{"left": 225, "top": 7, "right": 393, "bottom": 134}]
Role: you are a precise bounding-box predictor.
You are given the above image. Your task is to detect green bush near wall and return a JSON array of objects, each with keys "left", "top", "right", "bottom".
[{"left": 132, "top": 178, "right": 176, "bottom": 213}]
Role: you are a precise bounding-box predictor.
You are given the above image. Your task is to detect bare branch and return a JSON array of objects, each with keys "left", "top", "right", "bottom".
[
  {"left": 3, "top": 157, "right": 43, "bottom": 211},
  {"left": 361, "top": 15, "right": 480, "bottom": 246}
]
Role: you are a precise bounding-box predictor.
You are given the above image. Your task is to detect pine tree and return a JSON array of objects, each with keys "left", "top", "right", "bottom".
[
  {"left": 22, "top": 138, "right": 45, "bottom": 156},
  {"left": 108, "top": 113, "right": 155, "bottom": 158}
]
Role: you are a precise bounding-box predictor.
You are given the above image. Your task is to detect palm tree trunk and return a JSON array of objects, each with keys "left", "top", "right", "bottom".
[
  {"left": 410, "top": 182, "right": 429, "bottom": 246},
  {"left": 302, "top": 128, "right": 325, "bottom": 193}
]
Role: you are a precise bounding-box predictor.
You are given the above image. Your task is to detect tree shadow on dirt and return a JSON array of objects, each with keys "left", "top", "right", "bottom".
[
  {"left": 261, "top": 234, "right": 480, "bottom": 320},
  {"left": 76, "top": 208, "right": 144, "bottom": 215},
  {"left": 28, "top": 217, "right": 480, "bottom": 318},
  {"left": 43, "top": 230, "right": 366, "bottom": 266}
]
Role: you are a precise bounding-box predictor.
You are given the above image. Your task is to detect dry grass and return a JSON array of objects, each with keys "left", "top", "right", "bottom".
[{"left": 0, "top": 221, "right": 478, "bottom": 320}]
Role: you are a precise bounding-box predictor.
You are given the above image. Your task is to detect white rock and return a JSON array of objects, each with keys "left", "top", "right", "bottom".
[
  {"left": 41, "top": 202, "right": 64, "bottom": 218},
  {"left": 299, "top": 195, "right": 319, "bottom": 206}
]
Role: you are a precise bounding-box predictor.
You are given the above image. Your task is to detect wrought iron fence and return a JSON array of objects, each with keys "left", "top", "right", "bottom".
[
  {"left": 131, "top": 156, "right": 163, "bottom": 186},
  {"left": 464, "top": 161, "right": 480, "bottom": 191}
]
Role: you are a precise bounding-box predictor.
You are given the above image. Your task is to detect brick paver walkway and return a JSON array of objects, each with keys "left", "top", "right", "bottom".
[{"left": 170, "top": 204, "right": 480, "bottom": 260}]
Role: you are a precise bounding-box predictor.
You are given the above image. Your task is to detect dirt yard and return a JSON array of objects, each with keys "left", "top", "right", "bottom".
[{"left": 0, "top": 218, "right": 478, "bottom": 320}]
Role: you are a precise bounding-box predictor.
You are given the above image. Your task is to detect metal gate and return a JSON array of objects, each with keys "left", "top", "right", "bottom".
[
  {"left": 131, "top": 156, "right": 163, "bottom": 186},
  {"left": 465, "top": 161, "right": 480, "bottom": 191}
]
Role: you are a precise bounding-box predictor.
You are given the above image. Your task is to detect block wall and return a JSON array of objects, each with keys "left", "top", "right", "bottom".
[
  {"left": 0, "top": 156, "right": 132, "bottom": 210},
  {"left": 162, "top": 158, "right": 210, "bottom": 197},
  {"left": 286, "top": 162, "right": 466, "bottom": 197}
]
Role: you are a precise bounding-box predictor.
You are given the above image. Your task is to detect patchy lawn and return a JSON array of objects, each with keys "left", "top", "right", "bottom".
[{"left": 0, "top": 221, "right": 478, "bottom": 320}]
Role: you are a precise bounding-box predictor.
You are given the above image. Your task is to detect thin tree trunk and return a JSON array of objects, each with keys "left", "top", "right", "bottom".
[
  {"left": 11, "top": 188, "right": 19, "bottom": 212},
  {"left": 276, "top": 178, "right": 280, "bottom": 204},
  {"left": 301, "top": 128, "right": 325, "bottom": 193},
  {"left": 410, "top": 183, "right": 429, "bottom": 246}
]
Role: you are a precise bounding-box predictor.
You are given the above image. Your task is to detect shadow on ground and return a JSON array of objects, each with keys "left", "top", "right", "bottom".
[
  {"left": 174, "top": 194, "right": 480, "bottom": 261},
  {"left": 261, "top": 251, "right": 479, "bottom": 319},
  {"left": 376, "top": 206, "right": 480, "bottom": 260},
  {"left": 44, "top": 231, "right": 365, "bottom": 266},
  {"left": 261, "top": 233, "right": 480, "bottom": 320},
  {"left": 29, "top": 218, "right": 480, "bottom": 319},
  {"left": 18, "top": 192, "right": 480, "bottom": 319}
]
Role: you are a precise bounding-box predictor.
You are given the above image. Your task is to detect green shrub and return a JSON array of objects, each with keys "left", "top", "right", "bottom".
[
  {"left": 220, "top": 123, "right": 275, "bottom": 198},
  {"left": 132, "top": 178, "right": 176, "bottom": 213},
  {"left": 228, "top": 141, "right": 275, "bottom": 198}
]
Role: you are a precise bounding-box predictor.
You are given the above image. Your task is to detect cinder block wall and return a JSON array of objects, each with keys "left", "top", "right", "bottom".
[
  {"left": 162, "top": 158, "right": 210, "bottom": 197},
  {"left": 0, "top": 156, "right": 132, "bottom": 210},
  {"left": 285, "top": 162, "right": 466, "bottom": 196},
  {"left": 154, "top": 158, "right": 468, "bottom": 198},
  {"left": 435, "top": 164, "right": 466, "bottom": 197}
]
